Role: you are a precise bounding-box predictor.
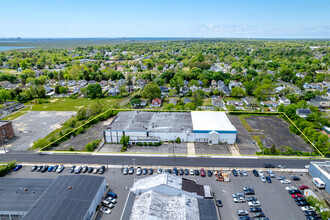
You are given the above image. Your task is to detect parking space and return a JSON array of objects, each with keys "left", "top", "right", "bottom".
[
  {"left": 5, "top": 165, "right": 317, "bottom": 220},
  {"left": 194, "top": 142, "right": 231, "bottom": 155}
]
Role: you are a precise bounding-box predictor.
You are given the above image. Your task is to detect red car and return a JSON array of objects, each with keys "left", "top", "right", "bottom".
[
  {"left": 200, "top": 168, "right": 206, "bottom": 177},
  {"left": 299, "top": 185, "right": 309, "bottom": 190},
  {"left": 292, "top": 194, "right": 304, "bottom": 198}
]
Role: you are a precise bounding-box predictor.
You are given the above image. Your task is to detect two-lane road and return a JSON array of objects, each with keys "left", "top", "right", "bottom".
[{"left": 0, "top": 153, "right": 318, "bottom": 168}]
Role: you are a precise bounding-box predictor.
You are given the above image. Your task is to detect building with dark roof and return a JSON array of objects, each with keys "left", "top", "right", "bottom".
[
  {"left": 296, "top": 109, "right": 312, "bottom": 119},
  {"left": 0, "top": 121, "right": 15, "bottom": 145},
  {"left": 0, "top": 175, "right": 106, "bottom": 220}
]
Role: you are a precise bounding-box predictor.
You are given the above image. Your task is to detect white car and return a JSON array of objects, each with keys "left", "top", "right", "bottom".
[
  {"left": 157, "top": 167, "right": 162, "bottom": 174},
  {"left": 305, "top": 165, "right": 310, "bottom": 169},
  {"left": 56, "top": 165, "right": 65, "bottom": 173},
  {"left": 243, "top": 186, "right": 253, "bottom": 191},
  {"left": 285, "top": 186, "right": 298, "bottom": 191},
  {"left": 243, "top": 170, "right": 248, "bottom": 176},
  {"left": 301, "top": 206, "right": 315, "bottom": 212},
  {"left": 100, "top": 206, "right": 111, "bottom": 214},
  {"left": 190, "top": 169, "right": 194, "bottom": 175},
  {"left": 258, "top": 170, "right": 263, "bottom": 176},
  {"left": 136, "top": 167, "right": 142, "bottom": 175},
  {"left": 248, "top": 201, "right": 261, "bottom": 207},
  {"left": 237, "top": 210, "right": 248, "bottom": 216},
  {"left": 107, "top": 197, "right": 117, "bottom": 204},
  {"left": 233, "top": 197, "right": 246, "bottom": 203},
  {"left": 233, "top": 193, "right": 245, "bottom": 198},
  {"left": 278, "top": 164, "right": 287, "bottom": 168},
  {"left": 101, "top": 200, "right": 114, "bottom": 209},
  {"left": 281, "top": 179, "right": 291, "bottom": 184},
  {"left": 260, "top": 175, "right": 266, "bottom": 182},
  {"left": 267, "top": 170, "right": 275, "bottom": 178}
]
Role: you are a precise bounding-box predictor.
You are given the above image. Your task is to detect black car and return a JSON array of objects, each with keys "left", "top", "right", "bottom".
[
  {"left": 179, "top": 168, "right": 184, "bottom": 175},
  {"left": 216, "top": 199, "right": 223, "bottom": 207},
  {"left": 207, "top": 170, "right": 212, "bottom": 177},
  {"left": 294, "top": 197, "right": 306, "bottom": 202},
  {"left": 41, "top": 165, "right": 49, "bottom": 172},
  {"left": 253, "top": 169, "right": 259, "bottom": 177},
  {"left": 36, "top": 166, "right": 43, "bottom": 172},
  {"left": 304, "top": 211, "right": 317, "bottom": 216},
  {"left": 31, "top": 165, "right": 38, "bottom": 172},
  {"left": 244, "top": 189, "right": 255, "bottom": 195},
  {"left": 232, "top": 169, "right": 238, "bottom": 176},
  {"left": 247, "top": 197, "right": 258, "bottom": 202},
  {"left": 53, "top": 165, "right": 58, "bottom": 172},
  {"left": 239, "top": 217, "right": 251, "bottom": 220},
  {"left": 306, "top": 215, "right": 322, "bottom": 220},
  {"left": 173, "top": 168, "right": 178, "bottom": 175},
  {"left": 69, "top": 165, "right": 76, "bottom": 173},
  {"left": 250, "top": 207, "right": 262, "bottom": 212},
  {"left": 148, "top": 168, "right": 153, "bottom": 175},
  {"left": 99, "top": 166, "right": 106, "bottom": 174},
  {"left": 297, "top": 200, "right": 310, "bottom": 206},
  {"left": 184, "top": 169, "right": 189, "bottom": 175},
  {"left": 264, "top": 163, "right": 275, "bottom": 168},
  {"left": 88, "top": 167, "right": 94, "bottom": 173},
  {"left": 266, "top": 176, "right": 272, "bottom": 183},
  {"left": 254, "top": 212, "right": 265, "bottom": 217},
  {"left": 82, "top": 166, "right": 88, "bottom": 173},
  {"left": 194, "top": 170, "right": 199, "bottom": 175},
  {"left": 291, "top": 176, "right": 301, "bottom": 181},
  {"left": 142, "top": 168, "right": 148, "bottom": 175},
  {"left": 289, "top": 190, "right": 302, "bottom": 195},
  {"left": 166, "top": 169, "right": 172, "bottom": 174}
]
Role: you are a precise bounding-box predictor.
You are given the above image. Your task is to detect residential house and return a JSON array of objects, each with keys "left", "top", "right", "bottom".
[
  {"left": 58, "top": 80, "right": 66, "bottom": 87},
  {"left": 321, "top": 126, "right": 330, "bottom": 137},
  {"left": 296, "top": 109, "right": 312, "bottom": 119},
  {"left": 260, "top": 101, "right": 279, "bottom": 107},
  {"left": 229, "top": 81, "right": 243, "bottom": 89},
  {"left": 226, "top": 100, "right": 243, "bottom": 106},
  {"left": 308, "top": 96, "right": 330, "bottom": 108},
  {"left": 303, "top": 83, "right": 311, "bottom": 90},
  {"left": 108, "top": 87, "right": 119, "bottom": 96},
  {"left": 169, "top": 98, "right": 178, "bottom": 106},
  {"left": 279, "top": 97, "right": 291, "bottom": 106},
  {"left": 181, "top": 86, "right": 189, "bottom": 95},
  {"left": 136, "top": 79, "right": 145, "bottom": 88},
  {"left": 47, "top": 79, "right": 57, "bottom": 87},
  {"left": 183, "top": 98, "right": 192, "bottom": 104},
  {"left": 189, "top": 85, "right": 198, "bottom": 92},
  {"left": 211, "top": 80, "right": 217, "bottom": 87},
  {"left": 141, "top": 65, "right": 148, "bottom": 71},
  {"left": 88, "top": 80, "right": 96, "bottom": 85},
  {"left": 209, "top": 63, "right": 223, "bottom": 72},
  {"left": 67, "top": 80, "right": 76, "bottom": 86},
  {"left": 203, "top": 88, "right": 212, "bottom": 93},
  {"left": 211, "top": 96, "right": 225, "bottom": 107},
  {"left": 108, "top": 80, "right": 116, "bottom": 86},
  {"left": 44, "top": 84, "right": 52, "bottom": 93},
  {"left": 34, "top": 70, "right": 44, "bottom": 78},
  {"left": 150, "top": 98, "right": 162, "bottom": 107},
  {"left": 131, "top": 66, "right": 138, "bottom": 72},
  {"left": 77, "top": 80, "right": 88, "bottom": 87},
  {"left": 242, "top": 97, "right": 253, "bottom": 107},
  {"left": 296, "top": 72, "right": 305, "bottom": 78},
  {"left": 159, "top": 86, "right": 169, "bottom": 93},
  {"left": 140, "top": 100, "right": 147, "bottom": 107},
  {"left": 117, "top": 65, "right": 124, "bottom": 71},
  {"left": 117, "top": 79, "right": 126, "bottom": 87},
  {"left": 183, "top": 80, "right": 189, "bottom": 86},
  {"left": 99, "top": 80, "right": 108, "bottom": 87},
  {"left": 275, "top": 86, "right": 286, "bottom": 93}
]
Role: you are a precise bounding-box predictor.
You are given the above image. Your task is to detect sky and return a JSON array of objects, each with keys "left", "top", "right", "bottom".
[{"left": 0, "top": 0, "right": 329, "bottom": 38}]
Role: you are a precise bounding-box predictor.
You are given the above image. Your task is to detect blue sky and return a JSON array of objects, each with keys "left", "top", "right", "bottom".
[{"left": 0, "top": 0, "right": 329, "bottom": 38}]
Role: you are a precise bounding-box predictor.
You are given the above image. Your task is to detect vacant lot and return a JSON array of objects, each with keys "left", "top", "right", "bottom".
[
  {"left": 245, "top": 116, "right": 311, "bottom": 152},
  {"left": 3, "top": 111, "right": 75, "bottom": 151}
]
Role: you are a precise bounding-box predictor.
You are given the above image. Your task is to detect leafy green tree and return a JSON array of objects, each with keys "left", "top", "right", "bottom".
[
  {"left": 253, "top": 84, "right": 272, "bottom": 100},
  {"left": 141, "top": 82, "right": 161, "bottom": 101},
  {"left": 231, "top": 87, "right": 246, "bottom": 98},
  {"left": 0, "top": 89, "right": 11, "bottom": 102},
  {"left": 86, "top": 84, "right": 102, "bottom": 99},
  {"left": 184, "top": 102, "right": 195, "bottom": 110}
]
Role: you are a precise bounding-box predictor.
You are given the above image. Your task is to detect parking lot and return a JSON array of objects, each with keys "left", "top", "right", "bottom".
[{"left": 5, "top": 164, "right": 325, "bottom": 220}]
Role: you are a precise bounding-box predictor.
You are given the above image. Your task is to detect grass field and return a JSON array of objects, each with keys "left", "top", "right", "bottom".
[
  {"left": 224, "top": 97, "right": 241, "bottom": 101},
  {"left": 203, "top": 98, "right": 211, "bottom": 106},
  {"left": 237, "top": 115, "right": 253, "bottom": 132},
  {"left": 30, "top": 97, "right": 123, "bottom": 111},
  {"left": 2, "top": 110, "right": 28, "bottom": 121}
]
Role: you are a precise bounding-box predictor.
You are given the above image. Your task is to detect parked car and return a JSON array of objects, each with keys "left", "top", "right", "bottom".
[
  {"left": 248, "top": 201, "right": 261, "bottom": 207},
  {"left": 82, "top": 166, "right": 88, "bottom": 173},
  {"left": 304, "top": 211, "right": 317, "bottom": 216},
  {"left": 266, "top": 176, "right": 272, "bottom": 183},
  {"left": 267, "top": 170, "right": 275, "bottom": 178},
  {"left": 239, "top": 217, "right": 251, "bottom": 220},
  {"left": 93, "top": 168, "right": 99, "bottom": 174},
  {"left": 247, "top": 197, "right": 258, "bottom": 202},
  {"left": 53, "top": 165, "right": 58, "bottom": 172},
  {"left": 36, "top": 166, "right": 43, "bottom": 172},
  {"left": 74, "top": 166, "right": 82, "bottom": 174},
  {"left": 173, "top": 168, "right": 178, "bottom": 175},
  {"left": 190, "top": 169, "right": 194, "bottom": 175},
  {"left": 264, "top": 163, "right": 275, "bottom": 168},
  {"left": 291, "top": 194, "right": 304, "bottom": 198},
  {"left": 56, "top": 165, "right": 64, "bottom": 173},
  {"left": 285, "top": 186, "right": 298, "bottom": 191},
  {"left": 200, "top": 168, "right": 206, "bottom": 177},
  {"left": 294, "top": 197, "right": 306, "bottom": 202},
  {"left": 194, "top": 170, "right": 199, "bottom": 176},
  {"left": 250, "top": 207, "right": 262, "bottom": 212},
  {"left": 136, "top": 167, "right": 142, "bottom": 175},
  {"left": 102, "top": 200, "right": 114, "bottom": 209},
  {"left": 178, "top": 168, "right": 184, "bottom": 175},
  {"left": 243, "top": 186, "right": 253, "bottom": 191},
  {"left": 299, "top": 185, "right": 309, "bottom": 190},
  {"left": 232, "top": 169, "right": 238, "bottom": 176},
  {"left": 243, "top": 170, "right": 248, "bottom": 176},
  {"left": 255, "top": 217, "right": 269, "bottom": 220},
  {"left": 100, "top": 206, "right": 111, "bottom": 215},
  {"left": 237, "top": 210, "right": 248, "bottom": 216},
  {"left": 306, "top": 215, "right": 322, "bottom": 220},
  {"left": 277, "top": 176, "right": 286, "bottom": 180},
  {"left": 244, "top": 189, "right": 255, "bottom": 195},
  {"left": 108, "top": 197, "right": 117, "bottom": 204},
  {"left": 142, "top": 168, "right": 148, "bottom": 175},
  {"left": 301, "top": 206, "right": 315, "bottom": 212},
  {"left": 166, "top": 169, "right": 172, "bottom": 174},
  {"left": 237, "top": 169, "right": 243, "bottom": 176},
  {"left": 13, "top": 165, "right": 22, "bottom": 171},
  {"left": 253, "top": 212, "right": 265, "bottom": 217},
  {"left": 99, "top": 166, "right": 105, "bottom": 174},
  {"left": 41, "top": 165, "right": 49, "bottom": 173},
  {"left": 291, "top": 176, "right": 301, "bottom": 181},
  {"left": 216, "top": 199, "right": 223, "bottom": 207},
  {"left": 157, "top": 167, "right": 161, "bottom": 174},
  {"left": 278, "top": 164, "right": 286, "bottom": 168},
  {"left": 253, "top": 169, "right": 259, "bottom": 177},
  {"left": 128, "top": 167, "right": 134, "bottom": 174},
  {"left": 148, "top": 168, "right": 153, "bottom": 175},
  {"left": 280, "top": 179, "right": 291, "bottom": 184},
  {"left": 260, "top": 176, "right": 266, "bottom": 182},
  {"left": 233, "top": 197, "right": 246, "bottom": 203},
  {"left": 296, "top": 200, "right": 310, "bottom": 206},
  {"left": 69, "top": 165, "right": 76, "bottom": 173},
  {"left": 233, "top": 193, "right": 245, "bottom": 198},
  {"left": 123, "top": 167, "right": 128, "bottom": 175},
  {"left": 87, "top": 167, "right": 93, "bottom": 173},
  {"left": 47, "top": 166, "right": 54, "bottom": 172},
  {"left": 207, "top": 170, "right": 212, "bottom": 177},
  {"left": 289, "top": 190, "right": 302, "bottom": 195},
  {"left": 107, "top": 192, "right": 117, "bottom": 198},
  {"left": 184, "top": 169, "right": 189, "bottom": 175},
  {"left": 31, "top": 165, "right": 38, "bottom": 172}
]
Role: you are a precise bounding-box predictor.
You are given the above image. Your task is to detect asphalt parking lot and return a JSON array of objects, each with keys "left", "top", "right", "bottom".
[
  {"left": 3, "top": 111, "right": 75, "bottom": 151},
  {"left": 5, "top": 165, "right": 320, "bottom": 220}
]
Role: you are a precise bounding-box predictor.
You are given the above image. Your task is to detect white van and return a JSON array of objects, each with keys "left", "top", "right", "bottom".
[{"left": 312, "top": 178, "right": 325, "bottom": 189}]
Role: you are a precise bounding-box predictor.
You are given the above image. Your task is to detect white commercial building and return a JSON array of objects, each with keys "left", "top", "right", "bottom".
[{"left": 103, "top": 111, "right": 237, "bottom": 145}]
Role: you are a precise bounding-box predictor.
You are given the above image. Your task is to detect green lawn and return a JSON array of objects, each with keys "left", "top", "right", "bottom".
[
  {"left": 223, "top": 97, "right": 242, "bottom": 101},
  {"left": 2, "top": 110, "right": 28, "bottom": 121},
  {"left": 203, "top": 98, "right": 211, "bottom": 106},
  {"left": 30, "top": 97, "right": 123, "bottom": 111}
]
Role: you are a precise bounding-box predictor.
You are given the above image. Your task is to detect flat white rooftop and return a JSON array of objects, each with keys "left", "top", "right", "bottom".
[{"left": 191, "top": 111, "right": 237, "bottom": 133}]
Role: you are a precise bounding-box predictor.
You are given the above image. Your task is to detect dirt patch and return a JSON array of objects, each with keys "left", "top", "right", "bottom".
[{"left": 50, "top": 98, "right": 58, "bottom": 103}]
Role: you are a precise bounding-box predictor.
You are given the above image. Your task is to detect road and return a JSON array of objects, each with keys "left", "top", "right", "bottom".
[{"left": 0, "top": 153, "right": 318, "bottom": 168}]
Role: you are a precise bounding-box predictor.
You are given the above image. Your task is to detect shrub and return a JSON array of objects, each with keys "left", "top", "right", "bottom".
[
  {"left": 85, "top": 139, "right": 101, "bottom": 152},
  {"left": 148, "top": 142, "right": 153, "bottom": 146},
  {"left": 32, "top": 138, "right": 50, "bottom": 149},
  {"left": 0, "top": 160, "right": 17, "bottom": 177},
  {"left": 69, "top": 147, "right": 75, "bottom": 151},
  {"left": 175, "top": 137, "right": 181, "bottom": 143},
  {"left": 143, "top": 142, "right": 147, "bottom": 146},
  {"left": 138, "top": 142, "right": 143, "bottom": 146}
]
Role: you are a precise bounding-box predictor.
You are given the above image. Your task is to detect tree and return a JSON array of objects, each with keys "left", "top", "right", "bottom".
[
  {"left": 192, "top": 91, "right": 202, "bottom": 107},
  {"left": 119, "top": 85, "right": 126, "bottom": 96},
  {"left": 141, "top": 82, "right": 161, "bottom": 101},
  {"left": 253, "top": 84, "right": 272, "bottom": 100},
  {"left": 130, "top": 98, "right": 142, "bottom": 107},
  {"left": 184, "top": 102, "right": 195, "bottom": 110},
  {"left": 86, "top": 84, "right": 102, "bottom": 99},
  {"left": 243, "top": 81, "right": 255, "bottom": 95},
  {"left": 0, "top": 89, "right": 11, "bottom": 102},
  {"left": 231, "top": 87, "right": 246, "bottom": 98},
  {"left": 120, "top": 135, "right": 130, "bottom": 151}
]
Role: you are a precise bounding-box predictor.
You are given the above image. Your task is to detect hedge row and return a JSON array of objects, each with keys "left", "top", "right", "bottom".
[{"left": 0, "top": 161, "right": 17, "bottom": 177}]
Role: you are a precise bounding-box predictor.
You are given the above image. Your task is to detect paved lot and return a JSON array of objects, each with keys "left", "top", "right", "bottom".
[
  {"left": 245, "top": 116, "right": 311, "bottom": 152},
  {"left": 5, "top": 165, "right": 319, "bottom": 220},
  {"left": 3, "top": 111, "right": 75, "bottom": 151},
  {"left": 194, "top": 142, "right": 231, "bottom": 155},
  {"left": 228, "top": 115, "right": 260, "bottom": 155}
]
